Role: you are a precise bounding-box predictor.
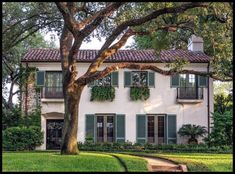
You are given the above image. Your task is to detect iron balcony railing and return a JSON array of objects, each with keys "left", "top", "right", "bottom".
[
  {"left": 44, "top": 86, "right": 63, "bottom": 98},
  {"left": 177, "top": 87, "right": 203, "bottom": 100}
]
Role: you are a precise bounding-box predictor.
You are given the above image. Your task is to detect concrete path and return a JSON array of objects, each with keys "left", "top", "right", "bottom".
[{"left": 128, "top": 154, "right": 187, "bottom": 172}]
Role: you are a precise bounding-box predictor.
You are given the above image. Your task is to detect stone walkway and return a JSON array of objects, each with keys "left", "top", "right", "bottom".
[{"left": 129, "top": 154, "right": 187, "bottom": 172}]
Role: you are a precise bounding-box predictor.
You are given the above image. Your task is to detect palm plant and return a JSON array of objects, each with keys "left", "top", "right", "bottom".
[{"left": 178, "top": 124, "right": 207, "bottom": 144}]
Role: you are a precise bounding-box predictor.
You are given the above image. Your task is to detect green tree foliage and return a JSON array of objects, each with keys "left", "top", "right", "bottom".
[
  {"left": 205, "top": 111, "right": 233, "bottom": 146},
  {"left": 205, "top": 93, "right": 233, "bottom": 146},
  {"left": 213, "top": 81, "right": 233, "bottom": 95},
  {"left": 2, "top": 32, "right": 50, "bottom": 110},
  {"left": 130, "top": 2, "right": 233, "bottom": 80},
  {"left": 2, "top": 105, "right": 21, "bottom": 130},
  {"left": 2, "top": 2, "right": 59, "bottom": 109},
  {"left": 2, "top": 2, "right": 61, "bottom": 53},
  {"left": 2, "top": 105, "right": 41, "bottom": 130},
  {"left": 214, "top": 93, "right": 233, "bottom": 113},
  {"left": 178, "top": 124, "right": 207, "bottom": 144}
]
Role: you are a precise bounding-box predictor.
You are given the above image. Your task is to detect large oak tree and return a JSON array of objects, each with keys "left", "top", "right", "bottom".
[{"left": 54, "top": 2, "right": 232, "bottom": 154}]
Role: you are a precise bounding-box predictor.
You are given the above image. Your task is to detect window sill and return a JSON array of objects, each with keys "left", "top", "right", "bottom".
[
  {"left": 41, "top": 98, "right": 64, "bottom": 103},
  {"left": 177, "top": 99, "right": 203, "bottom": 103}
]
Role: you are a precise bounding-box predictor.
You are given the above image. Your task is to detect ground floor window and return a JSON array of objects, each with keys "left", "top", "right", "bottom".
[
  {"left": 96, "top": 115, "right": 115, "bottom": 143},
  {"left": 137, "top": 114, "right": 176, "bottom": 144},
  {"left": 86, "top": 114, "right": 125, "bottom": 143},
  {"left": 147, "top": 115, "right": 166, "bottom": 144}
]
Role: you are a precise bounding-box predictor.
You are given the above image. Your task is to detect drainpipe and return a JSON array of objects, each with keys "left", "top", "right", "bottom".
[{"left": 207, "top": 62, "right": 210, "bottom": 135}]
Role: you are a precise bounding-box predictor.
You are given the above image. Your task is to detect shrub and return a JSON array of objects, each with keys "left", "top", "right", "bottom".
[
  {"left": 90, "top": 86, "right": 115, "bottom": 101},
  {"left": 77, "top": 142, "right": 232, "bottom": 153},
  {"left": 178, "top": 124, "right": 207, "bottom": 144},
  {"left": 3, "top": 126, "right": 43, "bottom": 151},
  {"left": 130, "top": 86, "right": 150, "bottom": 101},
  {"left": 204, "top": 111, "right": 233, "bottom": 146}
]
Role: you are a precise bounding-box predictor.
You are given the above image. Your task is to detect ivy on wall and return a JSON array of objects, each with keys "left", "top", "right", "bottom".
[
  {"left": 130, "top": 86, "right": 150, "bottom": 101},
  {"left": 90, "top": 86, "right": 115, "bottom": 101}
]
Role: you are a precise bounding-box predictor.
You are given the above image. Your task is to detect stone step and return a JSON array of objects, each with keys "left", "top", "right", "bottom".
[
  {"left": 152, "top": 169, "right": 183, "bottom": 172},
  {"left": 151, "top": 165, "right": 183, "bottom": 172}
]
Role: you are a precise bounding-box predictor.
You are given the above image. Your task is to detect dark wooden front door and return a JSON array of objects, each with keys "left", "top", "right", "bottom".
[{"left": 46, "top": 119, "right": 64, "bottom": 150}]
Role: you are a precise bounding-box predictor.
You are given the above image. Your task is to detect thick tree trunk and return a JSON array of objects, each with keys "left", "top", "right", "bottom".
[{"left": 61, "top": 85, "right": 84, "bottom": 155}]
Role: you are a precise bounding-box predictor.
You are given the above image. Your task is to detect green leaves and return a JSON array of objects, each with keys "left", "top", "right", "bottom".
[
  {"left": 90, "top": 86, "right": 115, "bottom": 101},
  {"left": 130, "top": 86, "right": 150, "bottom": 101},
  {"left": 132, "top": 3, "right": 232, "bottom": 81},
  {"left": 3, "top": 126, "right": 43, "bottom": 151},
  {"left": 178, "top": 124, "right": 207, "bottom": 144},
  {"left": 205, "top": 110, "right": 233, "bottom": 146}
]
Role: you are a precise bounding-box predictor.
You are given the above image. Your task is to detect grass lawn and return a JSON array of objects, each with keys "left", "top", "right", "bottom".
[
  {"left": 154, "top": 153, "right": 233, "bottom": 172},
  {"left": 125, "top": 152, "right": 233, "bottom": 172},
  {"left": 2, "top": 151, "right": 148, "bottom": 172}
]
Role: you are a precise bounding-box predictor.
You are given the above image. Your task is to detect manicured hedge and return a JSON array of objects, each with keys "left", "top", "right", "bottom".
[
  {"left": 77, "top": 142, "right": 232, "bottom": 154},
  {"left": 3, "top": 126, "right": 43, "bottom": 151}
]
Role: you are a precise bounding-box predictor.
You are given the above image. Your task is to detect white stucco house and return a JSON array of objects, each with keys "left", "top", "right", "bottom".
[{"left": 21, "top": 35, "right": 213, "bottom": 150}]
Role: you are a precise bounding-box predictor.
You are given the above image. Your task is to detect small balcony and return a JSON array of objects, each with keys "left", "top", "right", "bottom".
[
  {"left": 176, "top": 87, "right": 203, "bottom": 103},
  {"left": 43, "top": 86, "right": 64, "bottom": 99}
]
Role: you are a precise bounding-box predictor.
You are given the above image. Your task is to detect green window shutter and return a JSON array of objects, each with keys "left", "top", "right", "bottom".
[
  {"left": 85, "top": 114, "right": 95, "bottom": 142},
  {"left": 148, "top": 72, "right": 155, "bottom": 88},
  {"left": 136, "top": 114, "right": 146, "bottom": 144},
  {"left": 198, "top": 75, "right": 208, "bottom": 87},
  {"left": 167, "top": 114, "right": 177, "bottom": 144},
  {"left": 115, "top": 114, "right": 125, "bottom": 143},
  {"left": 124, "top": 71, "right": 131, "bottom": 87},
  {"left": 36, "top": 71, "right": 45, "bottom": 86},
  {"left": 164, "top": 115, "right": 167, "bottom": 144},
  {"left": 111, "top": 72, "right": 119, "bottom": 87},
  {"left": 171, "top": 74, "right": 179, "bottom": 88}
]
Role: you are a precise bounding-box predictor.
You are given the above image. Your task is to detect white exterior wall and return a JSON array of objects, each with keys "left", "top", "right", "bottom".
[{"left": 25, "top": 62, "right": 213, "bottom": 150}]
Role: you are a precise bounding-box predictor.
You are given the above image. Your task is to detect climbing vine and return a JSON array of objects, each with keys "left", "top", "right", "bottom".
[
  {"left": 130, "top": 86, "right": 150, "bottom": 101},
  {"left": 90, "top": 86, "right": 115, "bottom": 101}
]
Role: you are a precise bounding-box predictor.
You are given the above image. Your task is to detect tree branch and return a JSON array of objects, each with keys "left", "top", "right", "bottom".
[
  {"left": 98, "top": 2, "right": 208, "bottom": 55},
  {"left": 55, "top": 2, "right": 78, "bottom": 35},
  {"left": 85, "top": 28, "right": 135, "bottom": 74},
  {"left": 82, "top": 2, "right": 208, "bottom": 77},
  {"left": 80, "top": 2, "right": 124, "bottom": 36},
  {"left": 56, "top": 2, "right": 124, "bottom": 35},
  {"left": 84, "top": 20, "right": 195, "bottom": 76},
  {"left": 2, "top": 12, "right": 53, "bottom": 34},
  {"left": 78, "top": 62, "right": 232, "bottom": 86}
]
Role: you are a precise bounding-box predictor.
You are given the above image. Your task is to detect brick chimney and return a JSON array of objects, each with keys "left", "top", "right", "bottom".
[{"left": 187, "top": 34, "right": 204, "bottom": 52}]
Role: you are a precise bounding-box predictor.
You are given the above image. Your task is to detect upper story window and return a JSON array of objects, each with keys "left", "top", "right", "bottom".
[
  {"left": 171, "top": 73, "right": 207, "bottom": 100},
  {"left": 88, "top": 72, "right": 118, "bottom": 87},
  {"left": 132, "top": 71, "right": 148, "bottom": 87},
  {"left": 95, "top": 74, "right": 111, "bottom": 86},
  {"left": 45, "top": 72, "right": 63, "bottom": 98},
  {"left": 124, "top": 71, "right": 155, "bottom": 88},
  {"left": 179, "top": 74, "right": 196, "bottom": 87},
  {"left": 171, "top": 73, "right": 207, "bottom": 88}
]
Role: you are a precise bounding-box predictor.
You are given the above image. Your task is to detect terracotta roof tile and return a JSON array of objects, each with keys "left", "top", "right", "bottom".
[{"left": 21, "top": 48, "right": 211, "bottom": 63}]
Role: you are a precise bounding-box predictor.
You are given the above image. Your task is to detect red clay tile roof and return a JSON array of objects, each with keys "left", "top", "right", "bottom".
[{"left": 21, "top": 48, "right": 211, "bottom": 63}]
